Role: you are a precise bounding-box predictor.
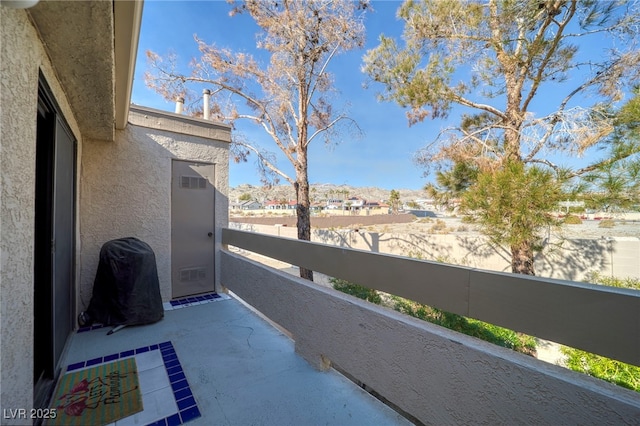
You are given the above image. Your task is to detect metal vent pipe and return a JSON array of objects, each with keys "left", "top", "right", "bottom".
[
  {"left": 203, "top": 89, "right": 211, "bottom": 120},
  {"left": 175, "top": 96, "right": 184, "bottom": 114}
]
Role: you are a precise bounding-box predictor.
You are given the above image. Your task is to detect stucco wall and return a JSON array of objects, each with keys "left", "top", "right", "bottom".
[
  {"left": 79, "top": 106, "right": 230, "bottom": 308},
  {"left": 221, "top": 250, "right": 640, "bottom": 424},
  {"left": 0, "top": 6, "right": 82, "bottom": 419}
]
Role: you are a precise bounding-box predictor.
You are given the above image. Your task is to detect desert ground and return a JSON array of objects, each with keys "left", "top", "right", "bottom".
[{"left": 230, "top": 212, "right": 640, "bottom": 239}]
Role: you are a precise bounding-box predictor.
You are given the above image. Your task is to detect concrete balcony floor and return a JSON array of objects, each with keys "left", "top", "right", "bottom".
[{"left": 60, "top": 294, "right": 412, "bottom": 426}]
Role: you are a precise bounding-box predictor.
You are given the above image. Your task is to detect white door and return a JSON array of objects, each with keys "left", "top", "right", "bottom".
[{"left": 171, "top": 160, "right": 215, "bottom": 298}]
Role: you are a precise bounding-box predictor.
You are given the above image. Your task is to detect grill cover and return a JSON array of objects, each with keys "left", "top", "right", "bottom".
[{"left": 84, "top": 237, "right": 163, "bottom": 326}]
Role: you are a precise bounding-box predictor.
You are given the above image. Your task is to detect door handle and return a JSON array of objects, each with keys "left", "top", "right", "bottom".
[{"left": 207, "top": 232, "right": 213, "bottom": 237}]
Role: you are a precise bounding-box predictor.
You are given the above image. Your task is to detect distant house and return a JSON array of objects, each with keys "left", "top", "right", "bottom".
[
  {"left": 325, "top": 198, "right": 343, "bottom": 209},
  {"left": 240, "top": 200, "right": 262, "bottom": 210},
  {"left": 344, "top": 196, "right": 365, "bottom": 208},
  {"left": 415, "top": 198, "right": 437, "bottom": 210},
  {"left": 363, "top": 201, "right": 390, "bottom": 214},
  {"left": 310, "top": 202, "right": 324, "bottom": 211},
  {"left": 265, "top": 200, "right": 292, "bottom": 210},
  {"left": 230, "top": 200, "right": 261, "bottom": 210}
]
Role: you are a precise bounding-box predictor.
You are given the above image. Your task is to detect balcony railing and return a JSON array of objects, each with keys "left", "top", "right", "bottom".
[{"left": 221, "top": 228, "right": 640, "bottom": 424}]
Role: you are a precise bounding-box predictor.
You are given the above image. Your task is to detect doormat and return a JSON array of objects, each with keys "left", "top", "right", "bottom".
[{"left": 48, "top": 357, "right": 142, "bottom": 426}]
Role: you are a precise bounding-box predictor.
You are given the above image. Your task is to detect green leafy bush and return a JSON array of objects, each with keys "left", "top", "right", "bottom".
[
  {"left": 391, "top": 296, "right": 536, "bottom": 356},
  {"left": 330, "top": 278, "right": 382, "bottom": 304},
  {"left": 562, "top": 348, "right": 640, "bottom": 392},
  {"left": 564, "top": 215, "right": 582, "bottom": 224},
  {"left": 460, "top": 215, "right": 475, "bottom": 223},
  {"left": 429, "top": 219, "right": 450, "bottom": 234},
  {"left": 584, "top": 271, "right": 640, "bottom": 290}
]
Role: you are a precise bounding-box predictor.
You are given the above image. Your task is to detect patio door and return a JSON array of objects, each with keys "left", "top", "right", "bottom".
[
  {"left": 34, "top": 76, "right": 76, "bottom": 408},
  {"left": 171, "top": 160, "right": 215, "bottom": 298}
]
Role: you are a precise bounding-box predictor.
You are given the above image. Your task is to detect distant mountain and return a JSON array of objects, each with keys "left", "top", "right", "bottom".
[{"left": 230, "top": 183, "right": 425, "bottom": 204}]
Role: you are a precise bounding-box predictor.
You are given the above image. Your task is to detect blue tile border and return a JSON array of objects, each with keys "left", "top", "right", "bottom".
[
  {"left": 179, "top": 406, "right": 201, "bottom": 423},
  {"left": 85, "top": 356, "right": 103, "bottom": 367},
  {"left": 165, "top": 292, "right": 229, "bottom": 310},
  {"left": 173, "top": 387, "right": 192, "bottom": 402},
  {"left": 66, "top": 361, "right": 86, "bottom": 371},
  {"left": 103, "top": 353, "right": 119, "bottom": 362},
  {"left": 64, "top": 341, "right": 200, "bottom": 425},
  {"left": 77, "top": 323, "right": 107, "bottom": 333},
  {"left": 177, "top": 396, "right": 196, "bottom": 411},
  {"left": 166, "top": 413, "right": 182, "bottom": 426}
]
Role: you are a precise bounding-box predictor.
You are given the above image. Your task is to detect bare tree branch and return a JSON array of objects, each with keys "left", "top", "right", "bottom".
[
  {"left": 364, "top": 0, "right": 640, "bottom": 275},
  {"left": 145, "top": 0, "right": 369, "bottom": 280}
]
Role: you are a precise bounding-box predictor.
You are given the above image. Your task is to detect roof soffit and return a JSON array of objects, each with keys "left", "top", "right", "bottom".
[{"left": 29, "top": 0, "right": 115, "bottom": 141}]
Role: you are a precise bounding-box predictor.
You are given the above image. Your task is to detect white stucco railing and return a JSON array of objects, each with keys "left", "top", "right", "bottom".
[{"left": 220, "top": 228, "right": 640, "bottom": 424}]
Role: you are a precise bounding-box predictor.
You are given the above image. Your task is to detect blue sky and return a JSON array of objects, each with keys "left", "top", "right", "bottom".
[
  {"left": 130, "top": 0, "right": 629, "bottom": 190},
  {"left": 131, "top": 1, "right": 449, "bottom": 190}
]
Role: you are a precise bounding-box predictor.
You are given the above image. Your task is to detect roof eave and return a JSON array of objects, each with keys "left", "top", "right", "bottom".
[{"left": 114, "top": 0, "right": 144, "bottom": 130}]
